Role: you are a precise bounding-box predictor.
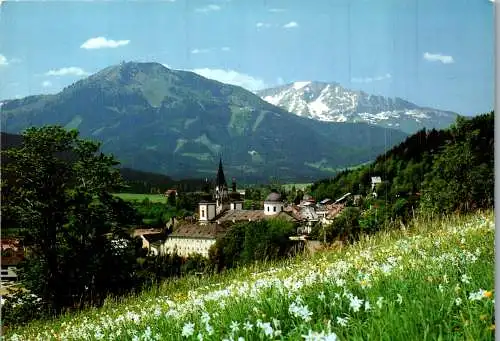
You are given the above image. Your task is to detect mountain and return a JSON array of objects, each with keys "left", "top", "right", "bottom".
[
  {"left": 256, "top": 81, "right": 458, "bottom": 134},
  {"left": 0, "top": 132, "right": 204, "bottom": 193},
  {"left": 0, "top": 62, "right": 408, "bottom": 183}
]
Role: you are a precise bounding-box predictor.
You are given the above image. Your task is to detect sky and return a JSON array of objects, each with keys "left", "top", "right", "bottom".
[{"left": 0, "top": 0, "right": 494, "bottom": 116}]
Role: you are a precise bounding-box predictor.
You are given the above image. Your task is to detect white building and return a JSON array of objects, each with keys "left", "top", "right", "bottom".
[{"left": 161, "top": 224, "right": 226, "bottom": 258}]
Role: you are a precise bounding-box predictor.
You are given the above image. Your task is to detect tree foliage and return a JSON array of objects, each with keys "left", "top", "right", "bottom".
[
  {"left": 310, "top": 112, "right": 493, "bottom": 219},
  {"left": 209, "top": 218, "right": 297, "bottom": 271},
  {"left": 1, "top": 126, "right": 142, "bottom": 313}
]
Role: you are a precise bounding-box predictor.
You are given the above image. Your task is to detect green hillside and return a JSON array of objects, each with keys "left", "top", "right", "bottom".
[
  {"left": 311, "top": 111, "right": 493, "bottom": 215},
  {"left": 4, "top": 211, "right": 494, "bottom": 340}
]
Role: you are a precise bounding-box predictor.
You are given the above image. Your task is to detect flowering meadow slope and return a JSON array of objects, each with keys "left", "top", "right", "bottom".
[{"left": 6, "top": 211, "right": 495, "bottom": 341}]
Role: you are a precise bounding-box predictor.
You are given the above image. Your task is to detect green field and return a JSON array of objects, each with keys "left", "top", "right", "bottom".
[
  {"left": 281, "top": 183, "right": 312, "bottom": 191},
  {"left": 113, "top": 193, "right": 167, "bottom": 203}
]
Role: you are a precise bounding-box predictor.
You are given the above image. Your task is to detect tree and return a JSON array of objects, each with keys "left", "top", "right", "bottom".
[
  {"left": 167, "top": 192, "right": 176, "bottom": 206},
  {"left": 420, "top": 134, "right": 493, "bottom": 215},
  {"left": 1, "top": 126, "right": 140, "bottom": 313}
]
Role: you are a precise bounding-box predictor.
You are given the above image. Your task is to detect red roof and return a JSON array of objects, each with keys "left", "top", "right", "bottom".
[{"left": 1, "top": 239, "right": 24, "bottom": 266}]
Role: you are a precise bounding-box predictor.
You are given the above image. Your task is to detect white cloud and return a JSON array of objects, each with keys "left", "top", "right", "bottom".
[
  {"left": 423, "top": 52, "right": 454, "bottom": 64},
  {"left": 351, "top": 73, "right": 392, "bottom": 83},
  {"left": 45, "top": 67, "right": 90, "bottom": 77},
  {"left": 0, "top": 54, "right": 8, "bottom": 66},
  {"left": 268, "top": 8, "right": 285, "bottom": 12},
  {"left": 41, "top": 80, "right": 52, "bottom": 88},
  {"left": 256, "top": 22, "right": 272, "bottom": 28},
  {"left": 221, "top": 46, "right": 231, "bottom": 52},
  {"left": 191, "top": 68, "right": 267, "bottom": 91},
  {"left": 283, "top": 21, "right": 299, "bottom": 29},
  {"left": 191, "top": 48, "right": 210, "bottom": 54},
  {"left": 195, "top": 4, "right": 221, "bottom": 12},
  {"left": 80, "top": 36, "right": 130, "bottom": 49}
]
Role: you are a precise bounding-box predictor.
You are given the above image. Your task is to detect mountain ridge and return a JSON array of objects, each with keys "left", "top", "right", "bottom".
[{"left": 256, "top": 81, "right": 458, "bottom": 134}]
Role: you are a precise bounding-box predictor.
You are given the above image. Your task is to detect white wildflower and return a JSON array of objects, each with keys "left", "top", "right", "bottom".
[
  {"left": 230, "top": 321, "right": 240, "bottom": 334},
  {"left": 396, "top": 294, "right": 403, "bottom": 305},
  {"left": 349, "top": 295, "right": 363, "bottom": 312},
  {"left": 257, "top": 321, "right": 274, "bottom": 337},
  {"left": 469, "top": 289, "right": 486, "bottom": 301},
  {"left": 318, "top": 291, "right": 326, "bottom": 301},
  {"left": 376, "top": 296, "right": 384, "bottom": 309},
  {"left": 243, "top": 321, "right": 253, "bottom": 331},
  {"left": 205, "top": 323, "right": 214, "bottom": 335},
  {"left": 461, "top": 274, "right": 470, "bottom": 284},
  {"left": 182, "top": 322, "right": 195, "bottom": 338},
  {"left": 201, "top": 311, "right": 211, "bottom": 324},
  {"left": 289, "top": 301, "right": 313, "bottom": 321},
  {"left": 455, "top": 297, "right": 462, "bottom": 306},
  {"left": 302, "top": 329, "right": 338, "bottom": 341},
  {"left": 336, "top": 316, "right": 349, "bottom": 327}
]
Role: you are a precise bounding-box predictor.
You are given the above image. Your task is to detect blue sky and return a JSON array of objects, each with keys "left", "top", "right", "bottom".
[{"left": 0, "top": 0, "right": 494, "bottom": 116}]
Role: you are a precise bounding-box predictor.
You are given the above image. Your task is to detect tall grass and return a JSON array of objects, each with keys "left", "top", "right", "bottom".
[{"left": 5, "top": 210, "right": 494, "bottom": 340}]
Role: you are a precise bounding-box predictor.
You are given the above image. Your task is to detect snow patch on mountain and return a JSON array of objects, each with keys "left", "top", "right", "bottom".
[
  {"left": 256, "top": 81, "right": 458, "bottom": 134},
  {"left": 292, "top": 81, "right": 311, "bottom": 90}
]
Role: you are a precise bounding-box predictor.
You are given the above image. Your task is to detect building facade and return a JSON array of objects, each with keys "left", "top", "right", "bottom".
[{"left": 161, "top": 158, "right": 296, "bottom": 258}]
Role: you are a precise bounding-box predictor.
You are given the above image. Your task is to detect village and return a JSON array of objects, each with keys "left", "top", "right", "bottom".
[
  {"left": 130, "top": 159, "right": 381, "bottom": 260},
  {"left": 1, "top": 158, "right": 383, "bottom": 284}
]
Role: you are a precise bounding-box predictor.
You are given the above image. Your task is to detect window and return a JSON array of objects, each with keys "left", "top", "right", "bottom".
[
  {"left": 273, "top": 206, "right": 276, "bottom": 212},
  {"left": 281, "top": 206, "right": 284, "bottom": 211},
  {"left": 267, "top": 206, "right": 270, "bottom": 212},
  {"left": 201, "top": 210, "right": 205, "bottom": 217}
]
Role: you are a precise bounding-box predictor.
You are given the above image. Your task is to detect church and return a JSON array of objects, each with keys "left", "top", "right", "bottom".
[{"left": 160, "top": 158, "right": 297, "bottom": 258}]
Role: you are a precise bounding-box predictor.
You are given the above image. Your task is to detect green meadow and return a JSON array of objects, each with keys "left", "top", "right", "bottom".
[
  {"left": 5, "top": 210, "right": 494, "bottom": 340},
  {"left": 112, "top": 193, "right": 168, "bottom": 203}
]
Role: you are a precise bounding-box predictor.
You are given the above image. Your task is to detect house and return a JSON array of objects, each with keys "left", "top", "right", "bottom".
[
  {"left": 334, "top": 192, "right": 351, "bottom": 204},
  {"left": 161, "top": 158, "right": 299, "bottom": 258},
  {"left": 1, "top": 238, "right": 25, "bottom": 281},
  {"left": 371, "top": 177, "right": 382, "bottom": 192},
  {"left": 319, "top": 198, "right": 332, "bottom": 205},
  {"left": 164, "top": 189, "right": 178, "bottom": 197},
  {"left": 161, "top": 224, "right": 228, "bottom": 258},
  {"left": 133, "top": 228, "right": 165, "bottom": 255}
]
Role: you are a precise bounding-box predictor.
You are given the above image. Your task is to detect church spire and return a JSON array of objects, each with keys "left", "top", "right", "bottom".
[{"left": 216, "top": 156, "right": 227, "bottom": 188}]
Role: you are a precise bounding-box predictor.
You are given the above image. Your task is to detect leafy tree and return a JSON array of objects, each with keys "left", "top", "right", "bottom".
[
  {"left": 1, "top": 126, "right": 141, "bottom": 313},
  {"left": 209, "top": 219, "right": 297, "bottom": 271},
  {"left": 167, "top": 192, "right": 177, "bottom": 206},
  {"left": 321, "top": 207, "right": 361, "bottom": 243},
  {"left": 420, "top": 137, "right": 493, "bottom": 215}
]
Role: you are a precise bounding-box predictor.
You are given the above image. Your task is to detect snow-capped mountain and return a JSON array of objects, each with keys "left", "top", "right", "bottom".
[{"left": 256, "top": 81, "right": 458, "bottom": 134}]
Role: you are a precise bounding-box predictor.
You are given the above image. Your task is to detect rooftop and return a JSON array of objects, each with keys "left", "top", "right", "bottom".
[
  {"left": 132, "top": 228, "right": 164, "bottom": 237},
  {"left": 217, "top": 209, "right": 296, "bottom": 223},
  {"left": 170, "top": 223, "right": 228, "bottom": 239},
  {"left": 265, "top": 191, "right": 282, "bottom": 202}
]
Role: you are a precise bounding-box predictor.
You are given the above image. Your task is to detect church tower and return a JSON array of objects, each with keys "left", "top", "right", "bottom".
[{"left": 215, "top": 157, "right": 229, "bottom": 214}]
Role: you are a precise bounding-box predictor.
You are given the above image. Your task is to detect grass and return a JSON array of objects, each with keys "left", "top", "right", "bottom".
[
  {"left": 4, "top": 210, "right": 494, "bottom": 340},
  {"left": 112, "top": 193, "right": 167, "bottom": 203},
  {"left": 282, "top": 183, "right": 312, "bottom": 191}
]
